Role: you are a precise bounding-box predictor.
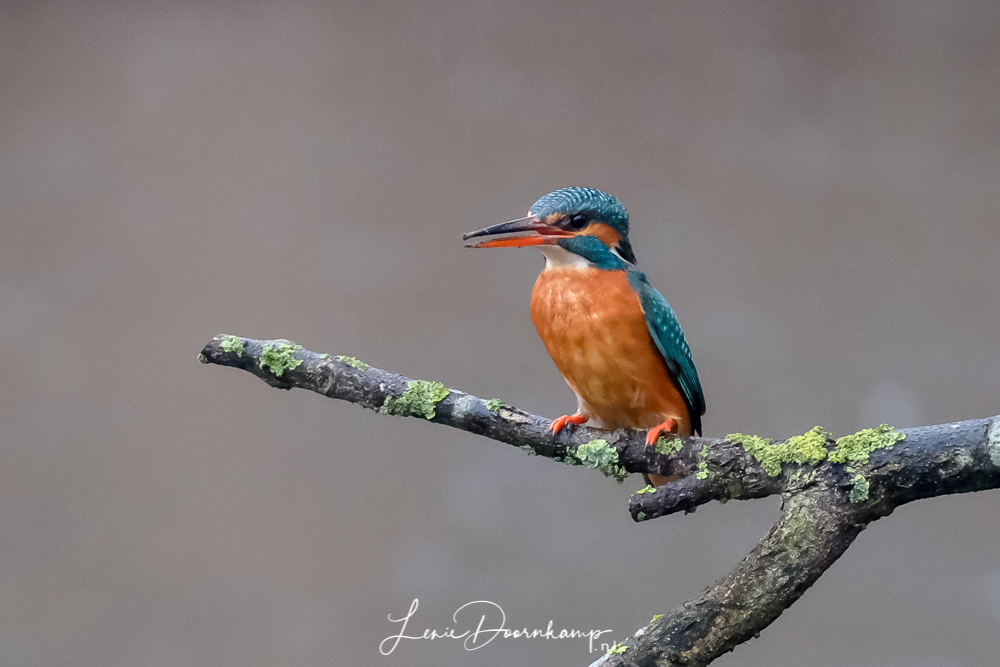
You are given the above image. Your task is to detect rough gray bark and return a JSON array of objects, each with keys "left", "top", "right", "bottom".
[{"left": 199, "top": 334, "right": 1000, "bottom": 666}]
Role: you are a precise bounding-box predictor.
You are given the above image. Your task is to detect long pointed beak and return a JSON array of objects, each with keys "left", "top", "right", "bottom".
[{"left": 462, "top": 215, "right": 572, "bottom": 248}]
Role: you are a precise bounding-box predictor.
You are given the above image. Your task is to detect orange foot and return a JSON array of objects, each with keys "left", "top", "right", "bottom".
[
  {"left": 549, "top": 413, "right": 589, "bottom": 435},
  {"left": 646, "top": 418, "right": 681, "bottom": 487},
  {"left": 645, "top": 418, "right": 678, "bottom": 448}
]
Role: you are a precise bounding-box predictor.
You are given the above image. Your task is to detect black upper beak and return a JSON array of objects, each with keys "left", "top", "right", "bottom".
[
  {"left": 461, "top": 215, "right": 548, "bottom": 241},
  {"left": 461, "top": 216, "right": 575, "bottom": 250}
]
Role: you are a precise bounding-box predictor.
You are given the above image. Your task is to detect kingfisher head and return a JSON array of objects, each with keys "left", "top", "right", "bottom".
[{"left": 463, "top": 187, "right": 636, "bottom": 265}]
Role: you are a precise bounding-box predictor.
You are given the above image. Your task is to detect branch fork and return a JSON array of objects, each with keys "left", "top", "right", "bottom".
[{"left": 200, "top": 334, "right": 1000, "bottom": 666}]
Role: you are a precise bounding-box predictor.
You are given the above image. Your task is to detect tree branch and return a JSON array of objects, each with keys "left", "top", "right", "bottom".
[{"left": 200, "top": 334, "right": 1000, "bottom": 666}]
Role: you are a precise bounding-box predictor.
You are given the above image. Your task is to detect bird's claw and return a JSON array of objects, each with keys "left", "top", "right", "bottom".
[
  {"left": 549, "top": 413, "right": 589, "bottom": 435},
  {"left": 645, "top": 418, "right": 678, "bottom": 448}
]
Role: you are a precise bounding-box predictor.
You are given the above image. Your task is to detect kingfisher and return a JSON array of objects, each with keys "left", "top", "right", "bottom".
[{"left": 463, "top": 187, "right": 706, "bottom": 486}]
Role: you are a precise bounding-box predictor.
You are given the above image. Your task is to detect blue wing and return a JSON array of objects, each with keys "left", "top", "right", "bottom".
[{"left": 627, "top": 269, "right": 706, "bottom": 435}]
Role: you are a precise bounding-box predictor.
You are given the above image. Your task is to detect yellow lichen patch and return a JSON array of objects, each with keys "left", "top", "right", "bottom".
[
  {"left": 220, "top": 335, "right": 245, "bottom": 357},
  {"left": 259, "top": 343, "right": 303, "bottom": 377},
  {"left": 574, "top": 439, "right": 628, "bottom": 483},
  {"left": 655, "top": 436, "right": 683, "bottom": 456},
  {"left": 829, "top": 424, "right": 905, "bottom": 464},
  {"left": 728, "top": 427, "right": 830, "bottom": 477},
  {"left": 335, "top": 355, "right": 370, "bottom": 372},
  {"left": 379, "top": 380, "right": 450, "bottom": 420}
]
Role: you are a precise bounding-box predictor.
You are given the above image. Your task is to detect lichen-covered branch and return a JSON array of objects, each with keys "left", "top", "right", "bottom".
[
  {"left": 200, "top": 334, "right": 1000, "bottom": 666},
  {"left": 198, "top": 334, "right": 700, "bottom": 484},
  {"left": 592, "top": 488, "right": 865, "bottom": 667}
]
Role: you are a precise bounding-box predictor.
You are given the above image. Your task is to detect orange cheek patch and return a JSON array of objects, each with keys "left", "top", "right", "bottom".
[{"left": 581, "top": 223, "right": 621, "bottom": 248}]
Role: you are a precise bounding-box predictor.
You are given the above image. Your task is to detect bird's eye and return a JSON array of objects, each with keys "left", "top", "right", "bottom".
[{"left": 568, "top": 214, "right": 588, "bottom": 229}]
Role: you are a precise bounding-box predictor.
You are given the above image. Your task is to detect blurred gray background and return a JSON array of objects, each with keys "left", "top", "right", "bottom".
[{"left": 2, "top": 1, "right": 999, "bottom": 665}]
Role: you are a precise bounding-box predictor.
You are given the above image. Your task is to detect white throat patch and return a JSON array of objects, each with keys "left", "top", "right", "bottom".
[{"left": 539, "top": 245, "right": 593, "bottom": 270}]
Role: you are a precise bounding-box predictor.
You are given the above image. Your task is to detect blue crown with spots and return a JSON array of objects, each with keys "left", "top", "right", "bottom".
[{"left": 529, "top": 187, "right": 630, "bottom": 238}]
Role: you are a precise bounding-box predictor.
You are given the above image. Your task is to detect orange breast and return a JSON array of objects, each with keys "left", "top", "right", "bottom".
[{"left": 530, "top": 267, "right": 691, "bottom": 435}]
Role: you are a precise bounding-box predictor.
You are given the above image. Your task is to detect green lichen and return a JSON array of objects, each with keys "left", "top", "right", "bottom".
[
  {"left": 520, "top": 445, "right": 538, "bottom": 456},
  {"left": 727, "top": 427, "right": 830, "bottom": 477},
  {"left": 695, "top": 445, "right": 711, "bottom": 479},
  {"left": 636, "top": 512, "right": 647, "bottom": 521},
  {"left": 575, "top": 439, "right": 629, "bottom": 483},
  {"left": 655, "top": 435, "right": 683, "bottom": 456},
  {"left": 259, "top": 343, "right": 303, "bottom": 377},
  {"left": 650, "top": 614, "right": 664, "bottom": 623},
  {"left": 379, "top": 380, "right": 450, "bottom": 420},
  {"left": 846, "top": 467, "right": 870, "bottom": 503},
  {"left": 635, "top": 485, "right": 656, "bottom": 495},
  {"left": 220, "top": 335, "right": 245, "bottom": 357},
  {"left": 788, "top": 465, "right": 820, "bottom": 487},
  {"left": 726, "top": 433, "right": 773, "bottom": 471},
  {"left": 607, "top": 643, "right": 627, "bottom": 655},
  {"left": 989, "top": 421, "right": 1000, "bottom": 467},
  {"left": 785, "top": 427, "right": 831, "bottom": 464},
  {"left": 335, "top": 355, "right": 370, "bottom": 372},
  {"left": 318, "top": 353, "right": 329, "bottom": 359},
  {"left": 829, "top": 424, "right": 906, "bottom": 464},
  {"left": 486, "top": 398, "right": 503, "bottom": 412},
  {"left": 555, "top": 452, "right": 582, "bottom": 466}
]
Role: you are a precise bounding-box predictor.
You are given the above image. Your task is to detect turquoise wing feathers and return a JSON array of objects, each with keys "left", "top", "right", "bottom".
[{"left": 627, "top": 270, "right": 706, "bottom": 435}]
